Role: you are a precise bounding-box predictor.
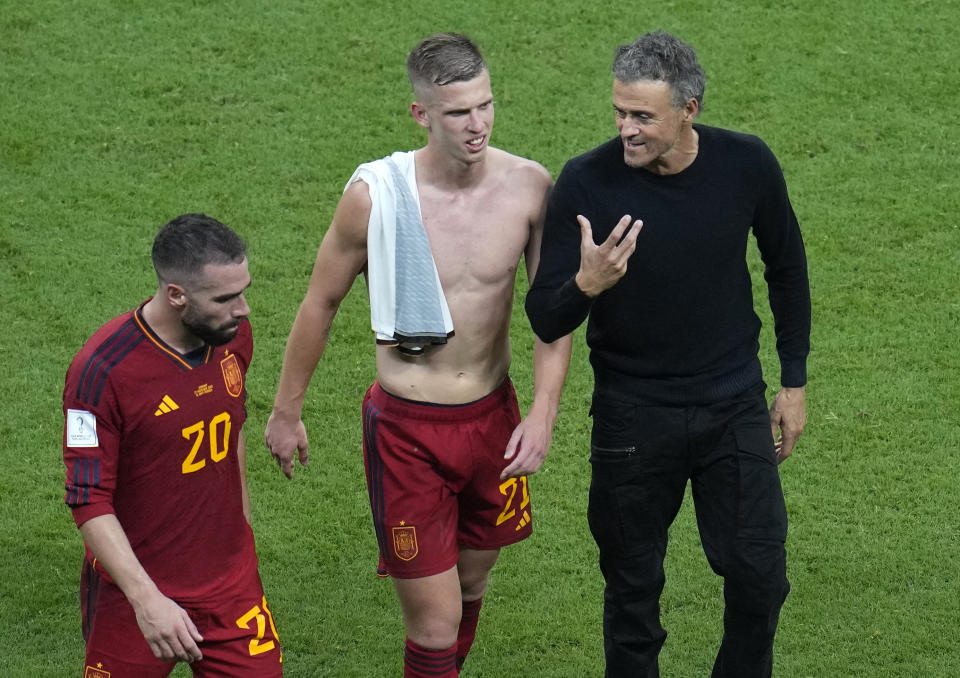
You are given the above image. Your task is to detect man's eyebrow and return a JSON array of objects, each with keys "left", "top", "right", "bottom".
[
  {"left": 212, "top": 282, "right": 251, "bottom": 302},
  {"left": 446, "top": 97, "right": 494, "bottom": 114}
]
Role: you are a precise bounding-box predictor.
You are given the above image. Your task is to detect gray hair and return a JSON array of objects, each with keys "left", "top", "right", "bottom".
[
  {"left": 612, "top": 31, "right": 705, "bottom": 112},
  {"left": 406, "top": 33, "right": 487, "bottom": 96}
]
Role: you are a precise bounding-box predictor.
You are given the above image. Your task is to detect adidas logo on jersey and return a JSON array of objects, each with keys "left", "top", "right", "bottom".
[{"left": 154, "top": 395, "right": 180, "bottom": 416}]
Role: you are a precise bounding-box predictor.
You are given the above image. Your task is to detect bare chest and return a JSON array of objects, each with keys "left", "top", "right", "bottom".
[{"left": 419, "top": 190, "right": 530, "bottom": 291}]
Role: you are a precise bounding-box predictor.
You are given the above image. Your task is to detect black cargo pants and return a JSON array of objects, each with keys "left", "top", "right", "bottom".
[{"left": 587, "top": 383, "right": 790, "bottom": 678}]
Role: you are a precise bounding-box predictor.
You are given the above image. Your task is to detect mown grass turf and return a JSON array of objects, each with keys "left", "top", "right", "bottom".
[{"left": 2, "top": 0, "right": 957, "bottom": 675}]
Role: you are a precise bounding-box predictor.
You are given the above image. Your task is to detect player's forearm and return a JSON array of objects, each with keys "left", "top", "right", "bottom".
[
  {"left": 528, "top": 334, "right": 572, "bottom": 426},
  {"left": 525, "top": 276, "right": 594, "bottom": 343},
  {"left": 237, "top": 431, "right": 252, "bottom": 524},
  {"left": 79, "top": 514, "right": 160, "bottom": 606},
  {"left": 272, "top": 299, "right": 336, "bottom": 417}
]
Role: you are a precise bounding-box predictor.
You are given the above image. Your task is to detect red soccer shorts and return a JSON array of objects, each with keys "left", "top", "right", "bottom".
[
  {"left": 80, "top": 558, "right": 283, "bottom": 677},
  {"left": 362, "top": 378, "right": 533, "bottom": 579}
]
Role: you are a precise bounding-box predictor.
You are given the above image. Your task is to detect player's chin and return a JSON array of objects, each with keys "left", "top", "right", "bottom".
[
  {"left": 207, "top": 324, "right": 240, "bottom": 346},
  {"left": 623, "top": 149, "right": 650, "bottom": 168}
]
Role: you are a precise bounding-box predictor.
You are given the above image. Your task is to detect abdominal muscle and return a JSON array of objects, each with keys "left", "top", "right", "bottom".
[{"left": 375, "top": 287, "right": 514, "bottom": 404}]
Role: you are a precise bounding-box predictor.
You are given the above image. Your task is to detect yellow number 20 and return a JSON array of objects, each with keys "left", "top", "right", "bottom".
[{"left": 181, "top": 412, "right": 232, "bottom": 474}]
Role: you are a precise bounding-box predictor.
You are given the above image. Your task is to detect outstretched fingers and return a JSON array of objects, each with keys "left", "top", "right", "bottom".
[
  {"left": 592, "top": 214, "right": 643, "bottom": 266},
  {"left": 574, "top": 214, "right": 643, "bottom": 297},
  {"left": 606, "top": 214, "right": 641, "bottom": 246},
  {"left": 605, "top": 214, "right": 642, "bottom": 256},
  {"left": 577, "top": 214, "right": 592, "bottom": 238}
]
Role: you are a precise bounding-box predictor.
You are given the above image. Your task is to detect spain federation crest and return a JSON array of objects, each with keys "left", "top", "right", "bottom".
[
  {"left": 220, "top": 352, "right": 243, "bottom": 398},
  {"left": 84, "top": 664, "right": 111, "bottom": 678},
  {"left": 392, "top": 525, "right": 419, "bottom": 561}
]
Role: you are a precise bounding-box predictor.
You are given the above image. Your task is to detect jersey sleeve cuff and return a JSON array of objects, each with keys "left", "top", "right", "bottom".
[
  {"left": 71, "top": 502, "right": 115, "bottom": 528},
  {"left": 779, "top": 357, "right": 807, "bottom": 388}
]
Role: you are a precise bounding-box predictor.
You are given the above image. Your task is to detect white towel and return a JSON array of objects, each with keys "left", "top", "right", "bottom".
[{"left": 345, "top": 151, "right": 454, "bottom": 355}]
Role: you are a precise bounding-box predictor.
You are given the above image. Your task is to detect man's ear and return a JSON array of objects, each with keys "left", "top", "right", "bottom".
[
  {"left": 164, "top": 283, "right": 187, "bottom": 309},
  {"left": 411, "top": 101, "right": 430, "bottom": 130},
  {"left": 682, "top": 97, "right": 700, "bottom": 122}
]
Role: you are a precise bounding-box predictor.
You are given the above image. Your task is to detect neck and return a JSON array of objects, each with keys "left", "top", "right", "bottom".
[
  {"left": 141, "top": 295, "right": 203, "bottom": 354},
  {"left": 417, "top": 145, "right": 488, "bottom": 190},
  {"left": 647, "top": 125, "right": 699, "bottom": 176}
]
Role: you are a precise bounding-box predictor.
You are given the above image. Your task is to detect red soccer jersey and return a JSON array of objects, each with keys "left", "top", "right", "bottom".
[{"left": 63, "top": 304, "right": 256, "bottom": 603}]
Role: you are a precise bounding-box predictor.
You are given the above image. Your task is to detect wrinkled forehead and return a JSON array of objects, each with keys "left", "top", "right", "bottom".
[{"left": 612, "top": 78, "right": 677, "bottom": 109}]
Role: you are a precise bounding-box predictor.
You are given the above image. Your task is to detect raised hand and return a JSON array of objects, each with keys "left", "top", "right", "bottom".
[{"left": 574, "top": 214, "right": 643, "bottom": 297}]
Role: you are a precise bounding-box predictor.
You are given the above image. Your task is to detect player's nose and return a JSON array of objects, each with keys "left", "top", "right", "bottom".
[
  {"left": 234, "top": 294, "right": 250, "bottom": 318},
  {"left": 467, "top": 109, "right": 484, "bottom": 131}
]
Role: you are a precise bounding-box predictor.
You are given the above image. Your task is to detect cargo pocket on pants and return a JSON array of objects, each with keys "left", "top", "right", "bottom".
[{"left": 732, "top": 425, "right": 788, "bottom": 543}]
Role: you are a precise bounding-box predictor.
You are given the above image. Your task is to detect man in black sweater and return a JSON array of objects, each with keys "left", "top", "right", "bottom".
[{"left": 526, "top": 31, "right": 810, "bottom": 678}]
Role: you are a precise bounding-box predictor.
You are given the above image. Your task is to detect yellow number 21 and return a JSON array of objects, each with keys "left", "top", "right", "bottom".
[
  {"left": 496, "top": 476, "right": 531, "bottom": 531},
  {"left": 236, "top": 596, "right": 282, "bottom": 658}
]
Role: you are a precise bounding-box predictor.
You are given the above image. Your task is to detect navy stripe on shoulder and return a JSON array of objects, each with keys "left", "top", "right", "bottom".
[{"left": 75, "top": 319, "right": 145, "bottom": 407}]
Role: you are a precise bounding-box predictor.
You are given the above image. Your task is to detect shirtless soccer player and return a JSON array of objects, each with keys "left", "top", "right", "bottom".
[{"left": 265, "top": 33, "right": 571, "bottom": 677}]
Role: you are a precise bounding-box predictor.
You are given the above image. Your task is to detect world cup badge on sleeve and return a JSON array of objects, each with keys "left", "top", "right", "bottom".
[
  {"left": 392, "top": 524, "right": 419, "bottom": 561},
  {"left": 220, "top": 352, "right": 243, "bottom": 398}
]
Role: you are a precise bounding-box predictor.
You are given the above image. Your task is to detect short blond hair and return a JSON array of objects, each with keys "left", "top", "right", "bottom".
[{"left": 406, "top": 33, "right": 487, "bottom": 97}]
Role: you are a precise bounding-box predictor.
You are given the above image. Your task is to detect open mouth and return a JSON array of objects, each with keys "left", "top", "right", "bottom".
[{"left": 466, "top": 135, "right": 486, "bottom": 150}]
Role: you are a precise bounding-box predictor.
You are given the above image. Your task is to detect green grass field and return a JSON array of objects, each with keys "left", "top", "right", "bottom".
[{"left": 2, "top": 0, "right": 958, "bottom": 675}]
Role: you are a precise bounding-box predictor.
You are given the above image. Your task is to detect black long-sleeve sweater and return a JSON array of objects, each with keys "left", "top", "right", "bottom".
[{"left": 526, "top": 125, "right": 810, "bottom": 406}]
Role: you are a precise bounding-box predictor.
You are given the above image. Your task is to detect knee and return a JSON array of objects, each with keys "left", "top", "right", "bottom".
[
  {"left": 725, "top": 539, "right": 789, "bottom": 612},
  {"left": 599, "top": 546, "right": 666, "bottom": 592},
  {"left": 459, "top": 572, "right": 489, "bottom": 600},
  {"left": 726, "top": 576, "right": 789, "bottom": 617},
  {"left": 457, "top": 549, "right": 498, "bottom": 600},
  {"left": 406, "top": 611, "right": 460, "bottom": 650}
]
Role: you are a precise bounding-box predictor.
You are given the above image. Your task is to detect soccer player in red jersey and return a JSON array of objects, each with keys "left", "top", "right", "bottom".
[
  {"left": 265, "top": 34, "right": 572, "bottom": 677},
  {"left": 62, "top": 214, "right": 282, "bottom": 677}
]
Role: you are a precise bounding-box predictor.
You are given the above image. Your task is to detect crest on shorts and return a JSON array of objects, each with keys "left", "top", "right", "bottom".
[
  {"left": 392, "top": 524, "right": 419, "bottom": 561},
  {"left": 85, "top": 664, "right": 111, "bottom": 678},
  {"left": 220, "top": 352, "right": 243, "bottom": 398}
]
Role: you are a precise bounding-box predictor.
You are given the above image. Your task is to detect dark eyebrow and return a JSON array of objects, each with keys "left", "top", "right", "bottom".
[
  {"left": 613, "top": 104, "right": 651, "bottom": 116},
  {"left": 212, "top": 281, "right": 251, "bottom": 303},
  {"left": 446, "top": 97, "right": 494, "bottom": 115}
]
